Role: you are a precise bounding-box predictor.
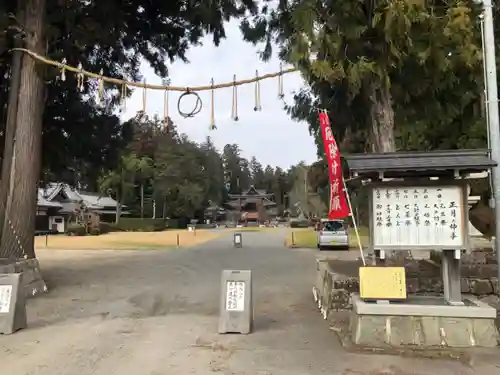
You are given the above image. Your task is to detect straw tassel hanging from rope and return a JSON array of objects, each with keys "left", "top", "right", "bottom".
[
  {"left": 96, "top": 69, "right": 104, "bottom": 105},
  {"left": 120, "top": 79, "right": 127, "bottom": 111},
  {"left": 76, "top": 62, "right": 84, "bottom": 92},
  {"left": 163, "top": 78, "right": 170, "bottom": 129},
  {"left": 210, "top": 78, "right": 216, "bottom": 130},
  {"left": 254, "top": 70, "right": 262, "bottom": 111},
  {"left": 231, "top": 74, "right": 239, "bottom": 121},
  {"left": 60, "top": 58, "right": 67, "bottom": 81},
  {"left": 142, "top": 79, "right": 147, "bottom": 114},
  {"left": 278, "top": 63, "right": 285, "bottom": 99}
]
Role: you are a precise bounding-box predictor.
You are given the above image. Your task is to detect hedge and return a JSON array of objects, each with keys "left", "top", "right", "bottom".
[
  {"left": 66, "top": 223, "right": 87, "bottom": 236},
  {"left": 290, "top": 219, "right": 310, "bottom": 228},
  {"left": 114, "top": 218, "right": 167, "bottom": 232}
]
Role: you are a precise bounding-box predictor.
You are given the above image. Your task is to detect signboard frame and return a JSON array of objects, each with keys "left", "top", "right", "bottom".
[{"left": 368, "top": 179, "right": 470, "bottom": 252}]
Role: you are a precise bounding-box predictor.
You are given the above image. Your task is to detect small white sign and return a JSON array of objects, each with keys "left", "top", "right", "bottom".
[
  {"left": 235, "top": 234, "right": 241, "bottom": 244},
  {"left": 225, "top": 281, "right": 245, "bottom": 311},
  {"left": 372, "top": 185, "right": 465, "bottom": 248},
  {"left": 0, "top": 285, "right": 13, "bottom": 314}
]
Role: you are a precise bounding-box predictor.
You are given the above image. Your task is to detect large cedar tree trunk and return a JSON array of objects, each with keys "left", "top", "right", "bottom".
[
  {"left": 0, "top": 0, "right": 46, "bottom": 259},
  {"left": 366, "top": 79, "right": 396, "bottom": 153},
  {"left": 0, "top": 32, "right": 24, "bottom": 243}
]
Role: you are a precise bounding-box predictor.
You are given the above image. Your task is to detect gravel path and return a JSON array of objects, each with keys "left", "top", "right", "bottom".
[{"left": 1, "top": 228, "right": 498, "bottom": 375}]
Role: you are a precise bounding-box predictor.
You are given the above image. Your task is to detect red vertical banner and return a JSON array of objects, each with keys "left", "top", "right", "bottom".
[{"left": 319, "top": 111, "right": 350, "bottom": 219}]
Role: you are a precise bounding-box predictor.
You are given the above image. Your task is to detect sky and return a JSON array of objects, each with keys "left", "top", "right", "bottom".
[{"left": 120, "top": 20, "right": 318, "bottom": 169}]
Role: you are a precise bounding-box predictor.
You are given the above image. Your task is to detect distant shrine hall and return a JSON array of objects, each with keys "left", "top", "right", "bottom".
[{"left": 227, "top": 186, "right": 277, "bottom": 225}]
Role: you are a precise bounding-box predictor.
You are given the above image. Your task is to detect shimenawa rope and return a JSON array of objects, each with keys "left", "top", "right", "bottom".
[{"left": 12, "top": 47, "right": 298, "bottom": 120}]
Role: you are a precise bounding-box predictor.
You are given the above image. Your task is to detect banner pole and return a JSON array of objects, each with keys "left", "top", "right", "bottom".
[{"left": 342, "top": 178, "right": 366, "bottom": 266}]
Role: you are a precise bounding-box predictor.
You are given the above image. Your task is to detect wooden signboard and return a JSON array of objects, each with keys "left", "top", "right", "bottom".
[
  {"left": 359, "top": 267, "right": 407, "bottom": 300},
  {"left": 370, "top": 183, "right": 468, "bottom": 251}
]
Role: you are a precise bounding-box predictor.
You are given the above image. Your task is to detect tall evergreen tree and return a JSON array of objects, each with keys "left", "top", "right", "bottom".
[{"left": 0, "top": 0, "right": 258, "bottom": 258}]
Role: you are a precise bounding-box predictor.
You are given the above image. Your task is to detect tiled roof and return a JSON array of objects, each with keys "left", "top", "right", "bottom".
[
  {"left": 40, "top": 183, "right": 120, "bottom": 208},
  {"left": 37, "top": 189, "right": 63, "bottom": 208},
  {"left": 344, "top": 149, "right": 496, "bottom": 174},
  {"left": 78, "top": 192, "right": 119, "bottom": 208}
]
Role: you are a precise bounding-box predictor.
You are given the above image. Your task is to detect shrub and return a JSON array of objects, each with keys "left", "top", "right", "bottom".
[
  {"left": 99, "top": 222, "right": 118, "bottom": 234},
  {"left": 166, "top": 218, "right": 188, "bottom": 229},
  {"left": 114, "top": 218, "right": 167, "bottom": 232},
  {"left": 290, "top": 219, "right": 310, "bottom": 228},
  {"left": 66, "top": 223, "right": 87, "bottom": 236}
]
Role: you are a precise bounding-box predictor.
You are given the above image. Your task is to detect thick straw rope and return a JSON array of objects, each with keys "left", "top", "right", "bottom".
[{"left": 12, "top": 48, "right": 298, "bottom": 92}]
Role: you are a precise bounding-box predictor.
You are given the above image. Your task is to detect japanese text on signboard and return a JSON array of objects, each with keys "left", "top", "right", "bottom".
[
  {"left": 372, "top": 185, "right": 464, "bottom": 247},
  {"left": 225, "top": 281, "right": 245, "bottom": 311}
]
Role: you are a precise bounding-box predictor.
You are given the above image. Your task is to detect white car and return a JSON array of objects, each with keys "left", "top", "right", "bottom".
[{"left": 316, "top": 219, "right": 349, "bottom": 250}]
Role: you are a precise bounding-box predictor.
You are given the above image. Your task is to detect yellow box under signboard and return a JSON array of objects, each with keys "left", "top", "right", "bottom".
[{"left": 359, "top": 267, "right": 407, "bottom": 300}]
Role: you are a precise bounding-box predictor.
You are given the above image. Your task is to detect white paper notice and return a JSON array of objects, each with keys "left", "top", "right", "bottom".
[
  {"left": 225, "top": 281, "right": 245, "bottom": 311},
  {"left": 372, "top": 185, "right": 464, "bottom": 248},
  {"left": 0, "top": 285, "right": 13, "bottom": 314}
]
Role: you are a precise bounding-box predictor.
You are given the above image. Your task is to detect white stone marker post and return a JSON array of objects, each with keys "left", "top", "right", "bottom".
[
  {"left": 0, "top": 273, "right": 27, "bottom": 334},
  {"left": 218, "top": 270, "right": 252, "bottom": 334},
  {"left": 233, "top": 232, "right": 242, "bottom": 248}
]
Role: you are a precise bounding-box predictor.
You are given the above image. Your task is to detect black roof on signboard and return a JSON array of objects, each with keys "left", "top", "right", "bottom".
[{"left": 343, "top": 149, "right": 496, "bottom": 178}]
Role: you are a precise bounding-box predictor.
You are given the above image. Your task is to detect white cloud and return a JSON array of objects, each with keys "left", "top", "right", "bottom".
[{"left": 121, "top": 20, "right": 318, "bottom": 169}]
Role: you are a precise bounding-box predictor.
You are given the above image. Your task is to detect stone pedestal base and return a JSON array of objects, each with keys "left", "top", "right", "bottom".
[
  {"left": 350, "top": 294, "right": 499, "bottom": 348},
  {"left": 0, "top": 258, "right": 47, "bottom": 298}
]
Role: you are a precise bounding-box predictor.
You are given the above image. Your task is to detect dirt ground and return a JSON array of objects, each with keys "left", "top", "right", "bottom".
[
  {"left": 34, "top": 229, "right": 219, "bottom": 249},
  {"left": 2, "top": 229, "right": 500, "bottom": 375}
]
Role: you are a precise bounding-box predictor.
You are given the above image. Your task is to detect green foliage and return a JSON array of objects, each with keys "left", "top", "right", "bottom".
[
  {"left": 114, "top": 218, "right": 167, "bottom": 232},
  {"left": 66, "top": 223, "right": 87, "bottom": 236},
  {"left": 240, "top": 0, "right": 487, "bottom": 154},
  {"left": 0, "top": 0, "right": 260, "bottom": 186},
  {"left": 290, "top": 219, "right": 310, "bottom": 228}
]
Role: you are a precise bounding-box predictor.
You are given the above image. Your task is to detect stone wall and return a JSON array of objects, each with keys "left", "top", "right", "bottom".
[
  {"left": 0, "top": 258, "right": 47, "bottom": 298},
  {"left": 314, "top": 249, "right": 499, "bottom": 317}
]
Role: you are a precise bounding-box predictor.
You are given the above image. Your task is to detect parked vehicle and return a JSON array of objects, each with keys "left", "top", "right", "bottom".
[{"left": 316, "top": 219, "right": 349, "bottom": 250}]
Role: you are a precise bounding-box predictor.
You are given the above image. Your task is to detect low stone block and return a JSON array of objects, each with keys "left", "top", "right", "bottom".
[
  {"left": 462, "top": 264, "right": 497, "bottom": 278},
  {"left": 472, "top": 318, "right": 499, "bottom": 347},
  {"left": 470, "top": 279, "right": 494, "bottom": 295},
  {"left": 353, "top": 315, "right": 387, "bottom": 346},
  {"left": 440, "top": 318, "right": 473, "bottom": 347},
  {"left": 420, "top": 317, "right": 442, "bottom": 346},
  {"left": 389, "top": 316, "right": 416, "bottom": 346}
]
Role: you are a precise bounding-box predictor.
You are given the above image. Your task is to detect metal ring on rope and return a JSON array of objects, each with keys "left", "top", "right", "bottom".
[{"left": 177, "top": 89, "right": 202, "bottom": 118}]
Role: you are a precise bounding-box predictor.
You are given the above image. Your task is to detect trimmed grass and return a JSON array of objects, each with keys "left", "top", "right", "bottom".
[
  {"left": 35, "top": 229, "right": 220, "bottom": 250},
  {"left": 285, "top": 227, "right": 369, "bottom": 249}
]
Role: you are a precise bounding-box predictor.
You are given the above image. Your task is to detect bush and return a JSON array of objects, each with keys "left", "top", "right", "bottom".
[
  {"left": 99, "top": 222, "right": 118, "bottom": 234},
  {"left": 114, "top": 218, "right": 167, "bottom": 232},
  {"left": 166, "top": 218, "right": 188, "bottom": 229},
  {"left": 66, "top": 223, "right": 87, "bottom": 236},
  {"left": 290, "top": 219, "right": 310, "bottom": 228},
  {"left": 196, "top": 223, "right": 217, "bottom": 229}
]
